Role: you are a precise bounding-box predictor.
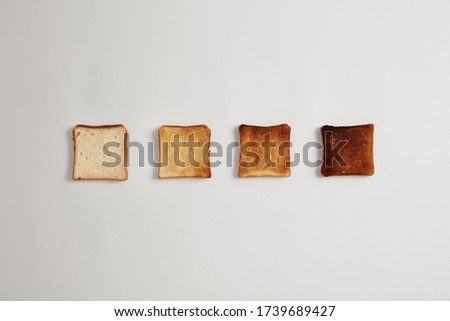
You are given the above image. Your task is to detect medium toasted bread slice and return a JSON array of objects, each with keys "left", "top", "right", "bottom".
[
  {"left": 321, "top": 124, "right": 374, "bottom": 177},
  {"left": 158, "top": 125, "right": 211, "bottom": 178},
  {"left": 238, "top": 124, "right": 291, "bottom": 177},
  {"left": 72, "top": 124, "right": 128, "bottom": 181}
]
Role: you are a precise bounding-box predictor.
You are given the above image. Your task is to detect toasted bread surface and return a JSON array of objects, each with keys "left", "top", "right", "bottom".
[
  {"left": 72, "top": 124, "right": 128, "bottom": 181},
  {"left": 158, "top": 125, "right": 211, "bottom": 178},
  {"left": 321, "top": 124, "right": 374, "bottom": 177},
  {"left": 238, "top": 124, "right": 291, "bottom": 177}
]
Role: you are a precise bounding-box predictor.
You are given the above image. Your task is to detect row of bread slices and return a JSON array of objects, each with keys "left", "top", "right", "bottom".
[{"left": 72, "top": 123, "right": 374, "bottom": 180}]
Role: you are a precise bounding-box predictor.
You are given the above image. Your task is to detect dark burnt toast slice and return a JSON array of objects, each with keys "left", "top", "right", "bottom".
[{"left": 321, "top": 124, "right": 374, "bottom": 177}]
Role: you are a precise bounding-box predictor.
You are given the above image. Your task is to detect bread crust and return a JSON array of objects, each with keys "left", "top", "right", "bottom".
[
  {"left": 320, "top": 124, "right": 374, "bottom": 177},
  {"left": 72, "top": 124, "right": 128, "bottom": 181},
  {"left": 158, "top": 124, "right": 211, "bottom": 179},
  {"left": 238, "top": 124, "right": 291, "bottom": 178}
]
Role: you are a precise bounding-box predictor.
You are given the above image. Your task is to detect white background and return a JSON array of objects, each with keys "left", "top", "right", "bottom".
[{"left": 1, "top": 0, "right": 449, "bottom": 300}]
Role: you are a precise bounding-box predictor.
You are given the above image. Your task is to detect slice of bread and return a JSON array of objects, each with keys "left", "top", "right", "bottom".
[
  {"left": 72, "top": 125, "right": 128, "bottom": 181},
  {"left": 320, "top": 124, "right": 374, "bottom": 177},
  {"left": 158, "top": 125, "right": 211, "bottom": 178},
  {"left": 238, "top": 124, "right": 291, "bottom": 177}
]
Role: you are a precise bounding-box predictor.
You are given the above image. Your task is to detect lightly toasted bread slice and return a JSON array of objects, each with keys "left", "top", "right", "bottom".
[
  {"left": 72, "top": 124, "right": 128, "bottom": 181},
  {"left": 238, "top": 124, "right": 291, "bottom": 177},
  {"left": 158, "top": 125, "right": 211, "bottom": 178}
]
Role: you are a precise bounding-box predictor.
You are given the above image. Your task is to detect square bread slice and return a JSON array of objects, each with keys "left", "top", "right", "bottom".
[
  {"left": 158, "top": 125, "right": 211, "bottom": 178},
  {"left": 321, "top": 124, "right": 374, "bottom": 177},
  {"left": 238, "top": 124, "right": 291, "bottom": 177},
  {"left": 72, "top": 125, "right": 128, "bottom": 181}
]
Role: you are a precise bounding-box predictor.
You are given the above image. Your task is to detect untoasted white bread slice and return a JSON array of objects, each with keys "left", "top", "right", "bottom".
[{"left": 72, "top": 125, "right": 128, "bottom": 181}]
